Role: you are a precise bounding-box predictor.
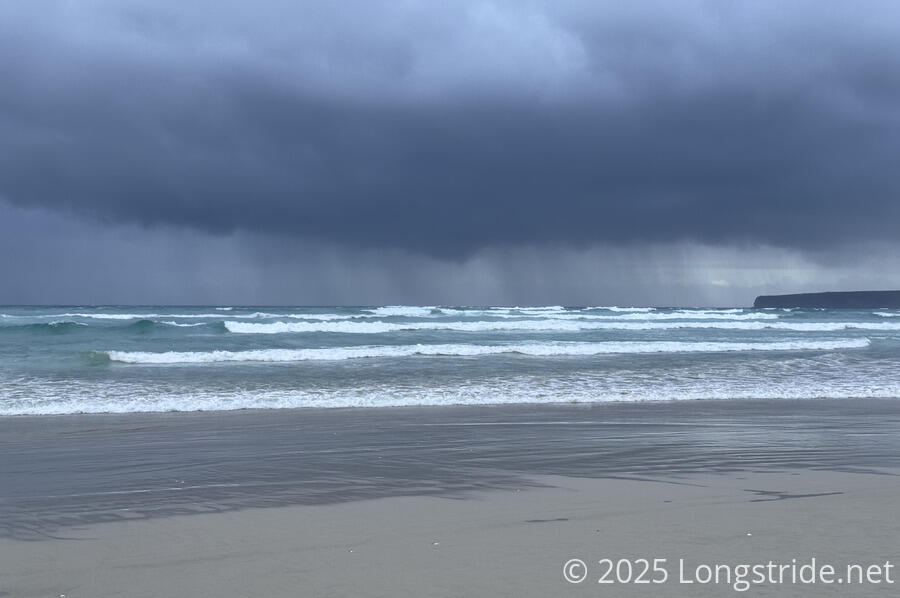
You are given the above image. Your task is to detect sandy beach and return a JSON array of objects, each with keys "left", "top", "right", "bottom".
[
  {"left": 3, "top": 399, "right": 900, "bottom": 596},
  {"left": 5, "top": 469, "right": 900, "bottom": 597}
]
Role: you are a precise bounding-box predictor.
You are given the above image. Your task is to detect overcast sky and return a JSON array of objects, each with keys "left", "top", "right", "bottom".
[{"left": 2, "top": 0, "right": 899, "bottom": 305}]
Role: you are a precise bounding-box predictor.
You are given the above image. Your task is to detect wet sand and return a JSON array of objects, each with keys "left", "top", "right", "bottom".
[{"left": 3, "top": 399, "right": 900, "bottom": 596}]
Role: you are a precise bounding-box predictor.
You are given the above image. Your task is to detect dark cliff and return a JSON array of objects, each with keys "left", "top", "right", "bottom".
[{"left": 753, "top": 290, "right": 900, "bottom": 309}]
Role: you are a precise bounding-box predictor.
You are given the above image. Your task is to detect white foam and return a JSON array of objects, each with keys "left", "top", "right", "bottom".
[
  {"left": 56, "top": 313, "right": 156, "bottom": 320},
  {"left": 36, "top": 312, "right": 358, "bottom": 321},
  {"left": 254, "top": 312, "right": 360, "bottom": 321},
  {"left": 159, "top": 321, "right": 207, "bottom": 327},
  {"left": 763, "top": 322, "right": 900, "bottom": 331},
  {"left": 2, "top": 352, "right": 895, "bottom": 415},
  {"left": 875, "top": 312, "right": 900, "bottom": 317},
  {"left": 102, "top": 339, "right": 870, "bottom": 364},
  {"left": 407, "top": 308, "right": 772, "bottom": 321},
  {"left": 366, "top": 306, "right": 438, "bottom": 317},
  {"left": 224, "top": 319, "right": 897, "bottom": 334},
  {"left": 519, "top": 311, "right": 778, "bottom": 321}
]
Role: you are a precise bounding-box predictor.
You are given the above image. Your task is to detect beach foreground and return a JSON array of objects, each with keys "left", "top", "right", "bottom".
[{"left": 3, "top": 399, "right": 900, "bottom": 597}]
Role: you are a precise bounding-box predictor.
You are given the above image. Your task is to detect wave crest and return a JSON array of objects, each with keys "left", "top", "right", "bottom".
[
  {"left": 223, "top": 319, "right": 898, "bottom": 334},
  {"left": 100, "top": 339, "right": 870, "bottom": 364},
  {"left": 0, "top": 321, "right": 88, "bottom": 333}
]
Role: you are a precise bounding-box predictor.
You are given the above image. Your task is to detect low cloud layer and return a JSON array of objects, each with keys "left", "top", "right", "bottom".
[
  {"left": 3, "top": 203, "right": 899, "bottom": 306},
  {"left": 2, "top": 0, "right": 900, "bottom": 260}
]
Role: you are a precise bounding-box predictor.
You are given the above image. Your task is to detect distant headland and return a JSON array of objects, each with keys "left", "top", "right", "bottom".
[{"left": 754, "top": 290, "right": 900, "bottom": 309}]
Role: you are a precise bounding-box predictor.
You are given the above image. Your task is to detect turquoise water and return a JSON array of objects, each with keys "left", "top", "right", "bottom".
[{"left": 1, "top": 305, "right": 898, "bottom": 414}]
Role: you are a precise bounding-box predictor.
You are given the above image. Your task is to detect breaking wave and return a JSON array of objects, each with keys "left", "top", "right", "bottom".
[
  {"left": 223, "top": 319, "right": 900, "bottom": 334},
  {"left": 100, "top": 339, "right": 870, "bottom": 364},
  {"left": 2, "top": 350, "right": 894, "bottom": 415},
  {"left": 366, "top": 306, "right": 439, "bottom": 317},
  {"left": 3, "top": 305, "right": 896, "bottom": 417}
]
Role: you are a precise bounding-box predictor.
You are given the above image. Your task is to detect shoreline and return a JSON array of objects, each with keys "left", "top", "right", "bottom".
[
  {"left": 4, "top": 393, "right": 900, "bottom": 419},
  {"left": 4, "top": 398, "right": 900, "bottom": 531}
]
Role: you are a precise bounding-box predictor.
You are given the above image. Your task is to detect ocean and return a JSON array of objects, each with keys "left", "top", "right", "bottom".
[{"left": 1, "top": 305, "right": 898, "bottom": 415}]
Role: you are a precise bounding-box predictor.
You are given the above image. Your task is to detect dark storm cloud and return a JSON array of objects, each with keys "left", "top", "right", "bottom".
[{"left": 1, "top": 0, "right": 899, "bottom": 257}]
